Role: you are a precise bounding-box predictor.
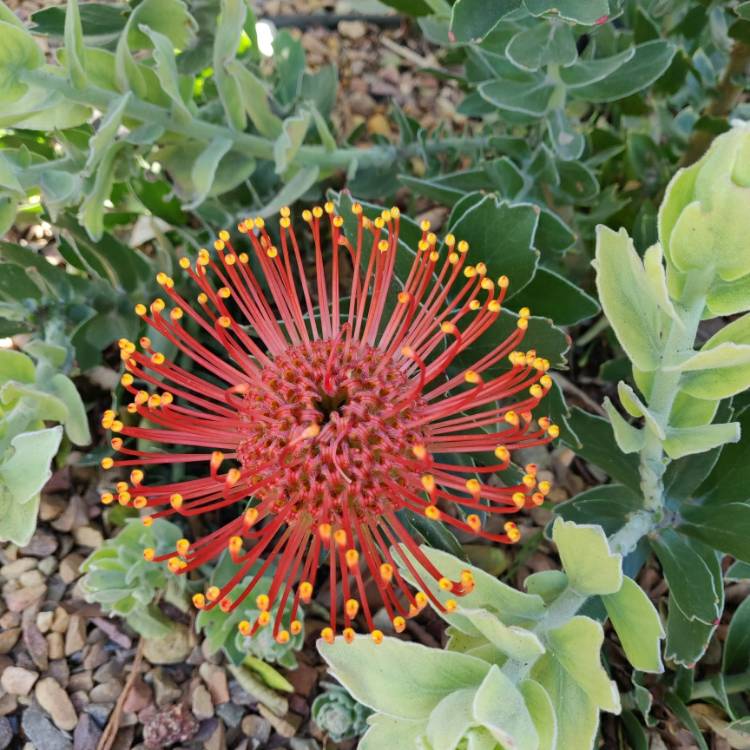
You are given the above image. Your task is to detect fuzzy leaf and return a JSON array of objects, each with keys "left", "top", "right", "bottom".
[
  {"left": 602, "top": 577, "right": 665, "bottom": 673},
  {"left": 663, "top": 422, "right": 740, "bottom": 459},
  {"left": 603, "top": 397, "right": 644, "bottom": 454},
  {"left": 274, "top": 110, "right": 312, "bottom": 174},
  {"left": 318, "top": 635, "right": 490, "bottom": 720},
  {"left": 552, "top": 518, "right": 623, "bottom": 596},
  {"left": 594, "top": 226, "right": 662, "bottom": 371},
  {"left": 472, "top": 665, "right": 539, "bottom": 750}
]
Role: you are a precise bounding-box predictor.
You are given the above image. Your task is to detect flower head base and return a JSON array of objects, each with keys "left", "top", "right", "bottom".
[{"left": 103, "top": 203, "right": 557, "bottom": 644}]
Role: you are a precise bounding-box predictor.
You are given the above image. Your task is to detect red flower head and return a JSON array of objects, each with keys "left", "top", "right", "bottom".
[{"left": 101, "top": 203, "right": 557, "bottom": 645}]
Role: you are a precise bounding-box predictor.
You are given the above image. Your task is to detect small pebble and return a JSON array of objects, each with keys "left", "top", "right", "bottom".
[
  {"left": 36, "top": 677, "right": 78, "bottom": 731},
  {"left": 21, "top": 707, "right": 72, "bottom": 750},
  {"left": 0, "top": 666, "right": 38, "bottom": 696}
]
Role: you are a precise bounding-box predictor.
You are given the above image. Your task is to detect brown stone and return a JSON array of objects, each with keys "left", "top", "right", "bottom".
[
  {"left": 4, "top": 584, "right": 46, "bottom": 612},
  {"left": 73, "top": 527, "right": 103, "bottom": 549},
  {"left": 0, "top": 666, "right": 38, "bottom": 696},
  {"left": 59, "top": 553, "right": 85, "bottom": 584},
  {"left": 47, "top": 632, "right": 64, "bottom": 660},
  {"left": 65, "top": 615, "right": 87, "bottom": 656},
  {"left": 35, "top": 677, "right": 77, "bottom": 731},
  {"left": 198, "top": 663, "right": 229, "bottom": 705},
  {"left": 0, "top": 628, "right": 20, "bottom": 655}
]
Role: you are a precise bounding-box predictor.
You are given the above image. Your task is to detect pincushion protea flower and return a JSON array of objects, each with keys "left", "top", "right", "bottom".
[{"left": 100, "top": 202, "right": 557, "bottom": 645}]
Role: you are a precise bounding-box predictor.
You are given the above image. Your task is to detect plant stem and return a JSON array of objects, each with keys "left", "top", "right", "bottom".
[
  {"left": 638, "top": 270, "right": 711, "bottom": 514},
  {"left": 690, "top": 671, "right": 750, "bottom": 701},
  {"left": 20, "top": 69, "right": 490, "bottom": 172}
]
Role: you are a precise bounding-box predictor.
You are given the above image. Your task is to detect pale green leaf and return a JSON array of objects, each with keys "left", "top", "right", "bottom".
[
  {"left": 458, "top": 607, "right": 545, "bottom": 663},
  {"left": 49, "top": 373, "right": 91, "bottom": 446},
  {"left": 225, "top": 60, "right": 282, "bottom": 138},
  {"left": 257, "top": 166, "right": 320, "bottom": 219},
  {"left": 63, "top": 0, "right": 87, "bottom": 87},
  {"left": 0, "top": 425, "right": 62, "bottom": 505},
  {"left": 425, "top": 687, "right": 477, "bottom": 750},
  {"left": 85, "top": 92, "right": 130, "bottom": 174},
  {"left": 506, "top": 21, "right": 577, "bottom": 72},
  {"left": 594, "top": 226, "right": 662, "bottom": 371},
  {"left": 616, "top": 381, "right": 665, "bottom": 438},
  {"left": 0, "top": 21, "right": 44, "bottom": 105},
  {"left": 0, "top": 152, "right": 23, "bottom": 197},
  {"left": 0, "top": 350, "right": 35, "bottom": 384},
  {"left": 472, "top": 665, "right": 539, "bottom": 750},
  {"left": 360, "top": 715, "right": 426, "bottom": 750},
  {"left": 138, "top": 24, "right": 191, "bottom": 122},
  {"left": 396, "top": 544, "right": 546, "bottom": 631},
  {"left": 643, "top": 243, "right": 681, "bottom": 324},
  {"left": 524, "top": 0, "right": 608, "bottom": 24},
  {"left": 663, "top": 422, "right": 740, "bottom": 460},
  {"left": 552, "top": 518, "right": 623, "bottom": 596},
  {"left": 532, "top": 652, "right": 600, "bottom": 749},
  {"left": 185, "top": 137, "right": 232, "bottom": 209},
  {"left": 603, "top": 397, "right": 644, "bottom": 454},
  {"left": 524, "top": 571, "right": 568, "bottom": 604},
  {"left": 520, "top": 680, "right": 557, "bottom": 750},
  {"left": 274, "top": 110, "right": 312, "bottom": 174},
  {"left": 318, "top": 635, "right": 490, "bottom": 720},
  {"left": 78, "top": 141, "right": 124, "bottom": 241},
  {"left": 602, "top": 576, "right": 664, "bottom": 673},
  {"left": 541, "top": 616, "right": 621, "bottom": 713},
  {"left": 0, "top": 489, "right": 40, "bottom": 546}
]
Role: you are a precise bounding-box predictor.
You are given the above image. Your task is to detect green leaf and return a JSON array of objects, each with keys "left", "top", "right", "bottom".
[
  {"left": 458, "top": 607, "right": 546, "bottom": 662},
  {"left": 226, "top": 61, "right": 283, "bottom": 138},
  {"left": 506, "top": 21, "right": 577, "bottom": 72},
  {"left": 0, "top": 21, "right": 44, "bottom": 105},
  {"left": 515, "top": 267, "right": 599, "bottom": 326},
  {"left": 663, "top": 694, "right": 709, "bottom": 750},
  {"left": 563, "top": 407, "right": 641, "bottom": 492},
  {"left": 318, "top": 635, "right": 490, "bottom": 720},
  {"left": 274, "top": 110, "right": 312, "bottom": 174},
  {"left": 138, "top": 24, "right": 191, "bottom": 122},
  {"left": 649, "top": 529, "right": 724, "bottom": 667},
  {"left": 594, "top": 225, "right": 662, "bottom": 371},
  {"left": 128, "top": 0, "right": 196, "bottom": 50},
  {"left": 78, "top": 142, "right": 125, "bottom": 241},
  {"left": 603, "top": 397, "right": 644, "bottom": 454},
  {"left": 524, "top": 0, "right": 609, "bottom": 25},
  {"left": 213, "top": 0, "right": 246, "bottom": 131},
  {"left": 678, "top": 502, "right": 750, "bottom": 564},
  {"left": 0, "top": 425, "right": 63, "bottom": 506},
  {"left": 185, "top": 137, "right": 232, "bottom": 209},
  {"left": 723, "top": 595, "right": 750, "bottom": 675},
  {"left": 85, "top": 92, "right": 130, "bottom": 175},
  {"left": 552, "top": 518, "right": 623, "bottom": 595},
  {"left": 0, "top": 350, "right": 35, "bottom": 384},
  {"left": 725, "top": 560, "right": 750, "bottom": 582},
  {"left": 525, "top": 570, "right": 568, "bottom": 604},
  {"left": 425, "top": 688, "right": 476, "bottom": 750},
  {"left": 643, "top": 244, "right": 681, "bottom": 324},
  {"left": 543, "top": 616, "right": 620, "bottom": 712},
  {"left": 531, "top": 653, "right": 600, "bottom": 750},
  {"left": 63, "top": 0, "right": 87, "bottom": 88},
  {"left": 650, "top": 530, "right": 721, "bottom": 625},
  {"left": 397, "top": 544, "right": 546, "bottom": 630},
  {"left": 519, "top": 680, "right": 557, "bottom": 750},
  {"left": 472, "top": 665, "right": 539, "bottom": 750},
  {"left": 663, "top": 422, "right": 740, "bottom": 460},
  {"left": 360, "top": 714, "right": 426, "bottom": 750},
  {"left": 560, "top": 48, "right": 635, "bottom": 89},
  {"left": 49, "top": 373, "right": 90, "bottom": 446},
  {"left": 602, "top": 576, "right": 664, "bottom": 673},
  {"left": 450, "top": 0, "right": 522, "bottom": 42},
  {"left": 479, "top": 73, "right": 555, "bottom": 118},
  {"left": 447, "top": 195, "right": 539, "bottom": 297},
  {"left": 30, "top": 3, "right": 127, "bottom": 42},
  {"left": 547, "top": 109, "right": 585, "bottom": 161},
  {"left": 0, "top": 489, "right": 40, "bottom": 548},
  {"left": 567, "top": 41, "right": 676, "bottom": 102}
]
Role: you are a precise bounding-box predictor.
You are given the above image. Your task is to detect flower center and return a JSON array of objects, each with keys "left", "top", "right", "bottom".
[{"left": 235, "top": 338, "right": 427, "bottom": 524}]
